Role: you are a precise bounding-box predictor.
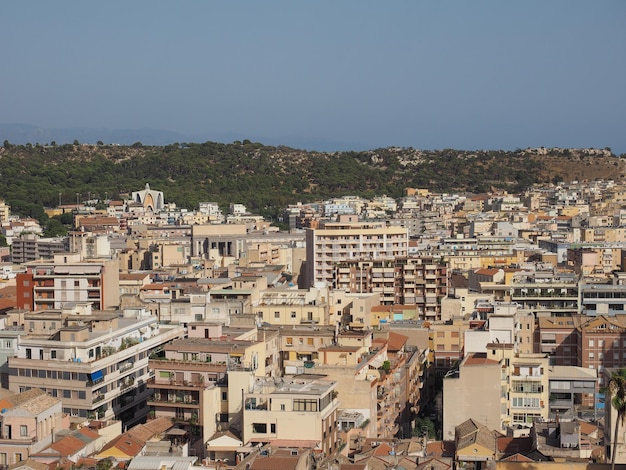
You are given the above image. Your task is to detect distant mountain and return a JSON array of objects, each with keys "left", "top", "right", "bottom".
[
  {"left": 0, "top": 123, "right": 203, "bottom": 147},
  {"left": 0, "top": 123, "right": 366, "bottom": 152}
]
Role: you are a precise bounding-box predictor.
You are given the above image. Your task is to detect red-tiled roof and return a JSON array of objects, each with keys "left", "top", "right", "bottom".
[
  {"left": 387, "top": 331, "right": 408, "bottom": 352},
  {"left": 474, "top": 268, "right": 501, "bottom": 276},
  {"left": 464, "top": 355, "right": 499, "bottom": 366}
]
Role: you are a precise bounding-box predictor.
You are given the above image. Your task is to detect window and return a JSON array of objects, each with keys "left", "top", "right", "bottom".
[
  {"left": 271, "top": 423, "right": 276, "bottom": 433},
  {"left": 20, "top": 425, "right": 28, "bottom": 437},
  {"left": 290, "top": 311, "right": 297, "bottom": 319},
  {"left": 280, "top": 404, "right": 285, "bottom": 411},
  {"left": 589, "top": 340, "right": 594, "bottom": 347},
  {"left": 51, "top": 350, "right": 57, "bottom": 359},
  {"left": 222, "top": 391, "right": 227, "bottom": 401},
  {"left": 308, "top": 338, "right": 314, "bottom": 345},
  {"left": 274, "top": 311, "right": 280, "bottom": 319},
  {"left": 252, "top": 423, "right": 267, "bottom": 433},
  {"left": 63, "top": 390, "right": 71, "bottom": 398},
  {"left": 599, "top": 340, "right": 604, "bottom": 348},
  {"left": 286, "top": 337, "right": 293, "bottom": 345},
  {"left": 293, "top": 399, "right": 318, "bottom": 411}
]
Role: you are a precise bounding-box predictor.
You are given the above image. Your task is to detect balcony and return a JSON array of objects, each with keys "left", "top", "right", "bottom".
[
  {"left": 119, "top": 362, "right": 133, "bottom": 373},
  {"left": 119, "top": 377, "right": 135, "bottom": 391},
  {"left": 92, "top": 392, "right": 105, "bottom": 403},
  {"left": 149, "top": 393, "right": 199, "bottom": 407}
]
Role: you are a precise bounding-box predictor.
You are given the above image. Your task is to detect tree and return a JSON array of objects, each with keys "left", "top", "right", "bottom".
[
  {"left": 44, "top": 218, "right": 68, "bottom": 237},
  {"left": 604, "top": 369, "right": 626, "bottom": 470}
]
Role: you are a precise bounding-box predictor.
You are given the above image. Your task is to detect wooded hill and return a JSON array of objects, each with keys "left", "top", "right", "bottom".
[{"left": 0, "top": 140, "right": 623, "bottom": 221}]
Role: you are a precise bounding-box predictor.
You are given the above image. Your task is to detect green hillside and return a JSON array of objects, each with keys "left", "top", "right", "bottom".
[{"left": 0, "top": 140, "right": 623, "bottom": 222}]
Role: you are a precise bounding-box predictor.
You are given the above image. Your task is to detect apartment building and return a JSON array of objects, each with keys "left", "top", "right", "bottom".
[
  {"left": 279, "top": 326, "right": 336, "bottom": 372},
  {"left": 509, "top": 270, "right": 579, "bottom": 316},
  {"left": 16, "top": 252, "right": 120, "bottom": 311},
  {"left": 463, "top": 303, "right": 535, "bottom": 355},
  {"left": 578, "top": 315, "right": 626, "bottom": 390},
  {"left": 579, "top": 273, "right": 626, "bottom": 316},
  {"left": 333, "top": 256, "right": 447, "bottom": 317},
  {"left": 330, "top": 290, "right": 380, "bottom": 328},
  {"left": 430, "top": 319, "right": 467, "bottom": 374},
  {"left": 147, "top": 338, "right": 261, "bottom": 453},
  {"left": 504, "top": 348, "right": 550, "bottom": 429},
  {"left": 11, "top": 234, "right": 68, "bottom": 264},
  {"left": 445, "top": 344, "right": 550, "bottom": 436},
  {"left": 7, "top": 304, "right": 184, "bottom": 427},
  {"left": 304, "top": 216, "right": 408, "bottom": 288},
  {"left": 242, "top": 377, "right": 339, "bottom": 456},
  {"left": 0, "top": 388, "right": 68, "bottom": 466},
  {"left": 255, "top": 289, "right": 330, "bottom": 326},
  {"left": 535, "top": 316, "right": 580, "bottom": 366}
]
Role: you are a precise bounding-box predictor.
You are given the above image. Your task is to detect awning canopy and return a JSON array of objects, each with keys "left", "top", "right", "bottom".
[{"left": 91, "top": 370, "right": 104, "bottom": 381}]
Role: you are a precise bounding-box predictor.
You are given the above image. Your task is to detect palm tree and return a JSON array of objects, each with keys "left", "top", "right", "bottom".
[{"left": 605, "top": 369, "right": 626, "bottom": 470}]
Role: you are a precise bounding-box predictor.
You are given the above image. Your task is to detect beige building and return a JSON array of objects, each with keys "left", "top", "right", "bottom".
[
  {"left": 430, "top": 319, "right": 468, "bottom": 373},
  {"left": 242, "top": 377, "right": 339, "bottom": 456},
  {"left": 305, "top": 216, "right": 408, "bottom": 288},
  {"left": 191, "top": 224, "right": 248, "bottom": 258},
  {"left": 329, "top": 290, "right": 380, "bottom": 328},
  {"left": 255, "top": 288, "right": 330, "bottom": 326},
  {"left": 495, "top": 344, "right": 551, "bottom": 430},
  {"left": 443, "top": 354, "right": 502, "bottom": 440},
  {"left": 444, "top": 344, "right": 550, "bottom": 438},
  {"left": 0, "top": 200, "right": 9, "bottom": 224}
]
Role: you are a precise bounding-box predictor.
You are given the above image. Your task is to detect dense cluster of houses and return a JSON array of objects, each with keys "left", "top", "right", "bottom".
[{"left": 1, "top": 179, "right": 626, "bottom": 469}]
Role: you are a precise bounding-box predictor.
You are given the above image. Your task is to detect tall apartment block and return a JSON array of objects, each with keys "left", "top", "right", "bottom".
[
  {"left": 333, "top": 256, "right": 447, "bottom": 316},
  {"left": 10, "top": 234, "right": 68, "bottom": 264},
  {"left": 305, "top": 215, "right": 409, "bottom": 288},
  {"left": 15, "top": 252, "right": 119, "bottom": 311}
]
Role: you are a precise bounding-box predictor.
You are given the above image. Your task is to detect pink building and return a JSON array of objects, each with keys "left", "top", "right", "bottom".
[{"left": 0, "top": 388, "right": 69, "bottom": 466}]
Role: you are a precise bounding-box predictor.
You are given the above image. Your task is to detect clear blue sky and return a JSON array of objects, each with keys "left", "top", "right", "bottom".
[{"left": 2, "top": 1, "right": 625, "bottom": 152}]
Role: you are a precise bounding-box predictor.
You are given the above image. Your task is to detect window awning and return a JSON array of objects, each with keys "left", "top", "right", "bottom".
[{"left": 91, "top": 370, "right": 104, "bottom": 381}]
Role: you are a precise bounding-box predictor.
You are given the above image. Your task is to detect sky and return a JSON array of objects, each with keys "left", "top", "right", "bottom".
[{"left": 2, "top": 1, "right": 625, "bottom": 153}]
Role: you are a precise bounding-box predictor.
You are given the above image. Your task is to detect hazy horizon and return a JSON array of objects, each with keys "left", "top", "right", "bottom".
[{"left": 2, "top": 2, "right": 625, "bottom": 153}]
